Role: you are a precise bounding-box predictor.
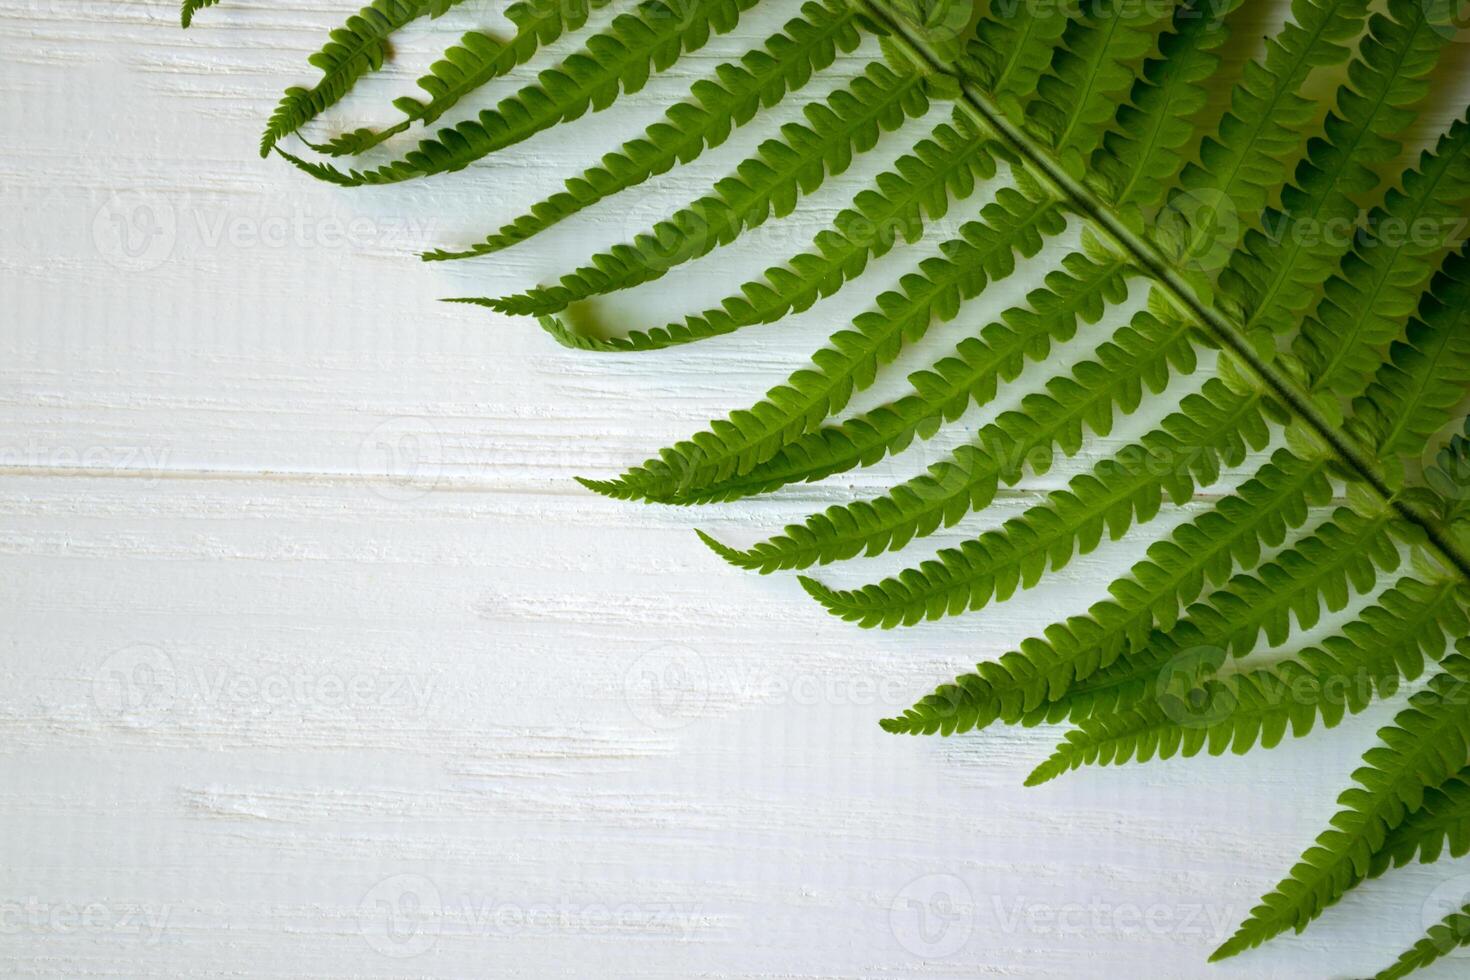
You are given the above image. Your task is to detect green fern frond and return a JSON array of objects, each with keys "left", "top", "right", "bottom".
[
  {"left": 595, "top": 184, "right": 1065, "bottom": 500},
  {"left": 528, "top": 109, "right": 996, "bottom": 349},
  {"left": 314, "top": 0, "right": 618, "bottom": 157},
  {"left": 802, "top": 378, "right": 1271, "bottom": 628},
  {"left": 1027, "top": 577, "right": 1468, "bottom": 787},
  {"left": 186, "top": 3, "right": 1470, "bottom": 974},
  {"left": 1374, "top": 902, "right": 1470, "bottom": 980},
  {"left": 459, "top": 62, "right": 934, "bottom": 306},
  {"left": 1219, "top": 0, "right": 1453, "bottom": 341},
  {"left": 280, "top": 0, "right": 757, "bottom": 185},
  {"left": 1351, "top": 244, "right": 1470, "bottom": 459},
  {"left": 1213, "top": 649, "right": 1470, "bottom": 961},
  {"left": 431, "top": 0, "right": 864, "bottom": 256}
]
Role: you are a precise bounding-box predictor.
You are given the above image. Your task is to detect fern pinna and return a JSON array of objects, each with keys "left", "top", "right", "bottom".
[{"left": 185, "top": 0, "right": 1470, "bottom": 975}]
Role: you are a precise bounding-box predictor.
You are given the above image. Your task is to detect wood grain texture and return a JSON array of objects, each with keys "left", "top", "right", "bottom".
[{"left": 4, "top": 1, "right": 1470, "bottom": 977}]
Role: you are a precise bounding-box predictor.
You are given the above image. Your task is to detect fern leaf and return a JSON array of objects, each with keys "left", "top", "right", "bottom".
[
  {"left": 1026, "top": 0, "right": 1171, "bottom": 172},
  {"left": 1213, "top": 649, "right": 1470, "bottom": 961},
  {"left": 882, "top": 503, "right": 1401, "bottom": 737},
  {"left": 803, "top": 378, "right": 1270, "bottom": 628},
  {"left": 594, "top": 185, "right": 1065, "bottom": 500},
  {"left": 1373, "top": 902, "right": 1470, "bottom": 980},
  {"left": 314, "top": 0, "right": 618, "bottom": 156},
  {"left": 1160, "top": 0, "right": 1370, "bottom": 271},
  {"left": 1218, "top": 0, "right": 1452, "bottom": 341},
  {"left": 432, "top": 0, "right": 864, "bottom": 256},
  {"left": 280, "top": 0, "right": 756, "bottom": 185},
  {"left": 462, "top": 62, "right": 933, "bottom": 308},
  {"left": 1094, "top": 0, "right": 1240, "bottom": 212},
  {"left": 408, "top": 0, "right": 613, "bottom": 126},
  {"left": 1027, "top": 577, "right": 1468, "bottom": 787},
  {"left": 1351, "top": 244, "right": 1470, "bottom": 460},
  {"left": 528, "top": 110, "right": 996, "bottom": 349},
  {"left": 181, "top": 0, "right": 220, "bottom": 27},
  {"left": 1293, "top": 112, "right": 1470, "bottom": 400},
  {"left": 704, "top": 297, "right": 1198, "bottom": 570},
  {"left": 261, "top": 0, "right": 464, "bottom": 157},
  {"left": 668, "top": 250, "right": 1130, "bottom": 500},
  {"left": 965, "top": 0, "right": 1069, "bottom": 120}
]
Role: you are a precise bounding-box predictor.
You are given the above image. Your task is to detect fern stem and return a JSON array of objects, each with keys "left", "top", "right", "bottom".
[{"left": 860, "top": 0, "right": 1470, "bottom": 584}]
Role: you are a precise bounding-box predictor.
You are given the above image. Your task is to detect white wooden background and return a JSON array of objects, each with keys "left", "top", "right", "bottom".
[{"left": 5, "top": 1, "right": 1470, "bottom": 977}]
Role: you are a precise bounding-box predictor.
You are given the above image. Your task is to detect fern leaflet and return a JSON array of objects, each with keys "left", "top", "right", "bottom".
[
  {"left": 261, "top": 0, "right": 466, "bottom": 157},
  {"left": 280, "top": 0, "right": 758, "bottom": 185},
  {"left": 1027, "top": 577, "right": 1468, "bottom": 786},
  {"left": 460, "top": 63, "right": 935, "bottom": 307},
  {"left": 1095, "top": 0, "right": 1240, "bottom": 213},
  {"left": 432, "top": 0, "right": 866, "bottom": 257},
  {"left": 884, "top": 503, "right": 1403, "bottom": 736},
  {"left": 181, "top": 0, "right": 220, "bottom": 27},
  {"left": 1219, "top": 0, "right": 1453, "bottom": 342},
  {"left": 1351, "top": 243, "right": 1470, "bottom": 459},
  {"left": 315, "top": 0, "right": 618, "bottom": 156},
  {"left": 1026, "top": 0, "right": 1170, "bottom": 171},
  {"left": 1213, "top": 650, "right": 1470, "bottom": 960},
  {"left": 1293, "top": 112, "right": 1470, "bottom": 400},
  {"left": 1375, "top": 904, "right": 1470, "bottom": 980},
  {"left": 704, "top": 296, "right": 1199, "bottom": 571},
  {"left": 1161, "top": 0, "right": 1370, "bottom": 273},
  {"left": 802, "top": 378, "right": 1269, "bottom": 627},
  {"left": 528, "top": 109, "right": 996, "bottom": 350},
  {"left": 675, "top": 249, "right": 1130, "bottom": 502},
  {"left": 598, "top": 184, "right": 1065, "bottom": 499}
]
